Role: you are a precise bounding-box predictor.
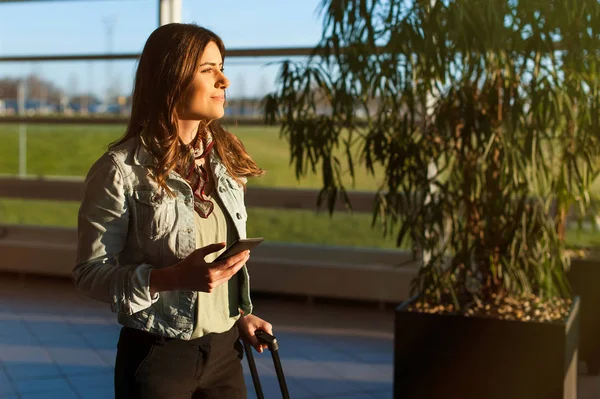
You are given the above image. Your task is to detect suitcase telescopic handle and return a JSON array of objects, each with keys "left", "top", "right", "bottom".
[
  {"left": 253, "top": 329, "right": 290, "bottom": 399},
  {"left": 256, "top": 329, "right": 279, "bottom": 351}
]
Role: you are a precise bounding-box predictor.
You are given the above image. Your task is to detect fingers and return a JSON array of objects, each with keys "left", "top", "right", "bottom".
[
  {"left": 213, "top": 250, "right": 250, "bottom": 270},
  {"left": 182, "top": 244, "right": 248, "bottom": 293},
  {"left": 247, "top": 335, "right": 263, "bottom": 353},
  {"left": 260, "top": 322, "right": 274, "bottom": 336},
  {"left": 198, "top": 242, "right": 226, "bottom": 257},
  {"left": 256, "top": 323, "right": 273, "bottom": 353},
  {"left": 255, "top": 339, "right": 267, "bottom": 353},
  {"left": 237, "top": 316, "right": 275, "bottom": 354},
  {"left": 247, "top": 318, "right": 274, "bottom": 353},
  {"left": 205, "top": 256, "right": 247, "bottom": 292},
  {"left": 242, "top": 330, "right": 265, "bottom": 353},
  {"left": 208, "top": 270, "right": 240, "bottom": 292}
]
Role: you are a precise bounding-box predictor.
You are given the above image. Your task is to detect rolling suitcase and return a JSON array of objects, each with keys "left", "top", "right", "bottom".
[{"left": 243, "top": 330, "right": 291, "bottom": 399}]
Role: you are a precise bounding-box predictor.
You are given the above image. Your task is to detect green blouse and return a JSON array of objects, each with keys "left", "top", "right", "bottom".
[{"left": 191, "top": 192, "right": 241, "bottom": 338}]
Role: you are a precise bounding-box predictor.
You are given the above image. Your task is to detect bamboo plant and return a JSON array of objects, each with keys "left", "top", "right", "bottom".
[{"left": 264, "top": 0, "right": 600, "bottom": 319}]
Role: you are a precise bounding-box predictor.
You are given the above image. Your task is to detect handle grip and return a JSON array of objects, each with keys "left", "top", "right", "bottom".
[{"left": 256, "top": 329, "right": 279, "bottom": 351}]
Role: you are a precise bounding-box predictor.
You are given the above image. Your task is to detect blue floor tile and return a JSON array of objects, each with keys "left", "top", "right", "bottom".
[
  {"left": 353, "top": 352, "right": 393, "bottom": 364},
  {"left": 5, "top": 363, "right": 62, "bottom": 380},
  {"left": 316, "top": 335, "right": 393, "bottom": 364},
  {"left": 353, "top": 381, "right": 394, "bottom": 394},
  {"left": 75, "top": 384, "right": 115, "bottom": 399},
  {"left": 14, "top": 376, "right": 72, "bottom": 394},
  {"left": 369, "top": 390, "right": 393, "bottom": 399},
  {"left": 57, "top": 364, "right": 112, "bottom": 377},
  {"left": 276, "top": 333, "right": 357, "bottom": 363},
  {"left": 296, "top": 377, "right": 365, "bottom": 398},
  {"left": 25, "top": 321, "right": 75, "bottom": 336},
  {"left": 46, "top": 346, "right": 112, "bottom": 377},
  {"left": 68, "top": 370, "right": 113, "bottom": 391},
  {"left": 80, "top": 331, "right": 119, "bottom": 351},
  {"left": 20, "top": 387, "right": 79, "bottom": 399},
  {"left": 95, "top": 349, "right": 116, "bottom": 368},
  {"left": 0, "top": 332, "right": 39, "bottom": 346},
  {"left": 0, "top": 369, "right": 16, "bottom": 395},
  {"left": 0, "top": 320, "right": 32, "bottom": 337},
  {"left": 72, "top": 323, "right": 120, "bottom": 336},
  {"left": 328, "top": 393, "right": 376, "bottom": 399},
  {"left": 244, "top": 373, "right": 314, "bottom": 399}
]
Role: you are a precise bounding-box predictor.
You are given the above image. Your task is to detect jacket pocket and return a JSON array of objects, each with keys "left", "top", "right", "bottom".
[{"left": 132, "top": 189, "right": 176, "bottom": 240}]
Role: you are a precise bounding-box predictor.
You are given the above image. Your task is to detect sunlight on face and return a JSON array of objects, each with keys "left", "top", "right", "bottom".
[{"left": 178, "top": 41, "right": 230, "bottom": 122}]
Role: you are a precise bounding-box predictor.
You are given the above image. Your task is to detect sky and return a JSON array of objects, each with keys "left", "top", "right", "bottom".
[{"left": 0, "top": 0, "right": 325, "bottom": 99}]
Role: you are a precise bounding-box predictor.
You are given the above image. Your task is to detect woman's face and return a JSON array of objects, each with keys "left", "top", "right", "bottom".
[{"left": 177, "top": 41, "right": 230, "bottom": 122}]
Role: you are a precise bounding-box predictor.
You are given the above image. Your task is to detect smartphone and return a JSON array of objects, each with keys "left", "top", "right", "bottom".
[{"left": 214, "top": 237, "right": 264, "bottom": 262}]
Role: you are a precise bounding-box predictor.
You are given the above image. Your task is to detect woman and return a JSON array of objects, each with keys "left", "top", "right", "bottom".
[{"left": 73, "top": 23, "right": 273, "bottom": 398}]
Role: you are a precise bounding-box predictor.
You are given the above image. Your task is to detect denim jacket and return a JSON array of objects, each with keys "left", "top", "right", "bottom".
[{"left": 73, "top": 136, "right": 252, "bottom": 340}]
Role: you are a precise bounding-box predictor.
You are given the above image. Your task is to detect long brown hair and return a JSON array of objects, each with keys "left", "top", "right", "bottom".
[{"left": 111, "top": 23, "right": 263, "bottom": 191}]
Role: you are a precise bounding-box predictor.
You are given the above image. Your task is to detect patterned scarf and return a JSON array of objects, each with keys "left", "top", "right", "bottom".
[{"left": 180, "top": 129, "right": 215, "bottom": 218}]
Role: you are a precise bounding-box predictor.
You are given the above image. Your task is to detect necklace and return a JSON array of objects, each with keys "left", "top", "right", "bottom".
[
  {"left": 180, "top": 127, "right": 215, "bottom": 218},
  {"left": 191, "top": 130, "right": 207, "bottom": 159}
]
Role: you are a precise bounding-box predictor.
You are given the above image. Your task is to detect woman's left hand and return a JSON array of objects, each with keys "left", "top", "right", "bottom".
[{"left": 237, "top": 314, "right": 273, "bottom": 353}]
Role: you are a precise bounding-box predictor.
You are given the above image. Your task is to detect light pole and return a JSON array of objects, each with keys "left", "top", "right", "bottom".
[
  {"left": 103, "top": 16, "right": 116, "bottom": 107},
  {"left": 159, "top": 0, "right": 181, "bottom": 26},
  {"left": 17, "top": 79, "right": 26, "bottom": 177}
]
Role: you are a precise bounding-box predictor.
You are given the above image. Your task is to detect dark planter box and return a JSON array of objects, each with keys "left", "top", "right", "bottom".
[
  {"left": 394, "top": 296, "right": 580, "bottom": 399},
  {"left": 569, "top": 257, "right": 600, "bottom": 374}
]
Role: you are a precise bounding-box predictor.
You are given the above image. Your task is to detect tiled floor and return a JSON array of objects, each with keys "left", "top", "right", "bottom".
[
  {"left": 0, "top": 274, "right": 598, "bottom": 399},
  {"left": 0, "top": 274, "right": 394, "bottom": 399}
]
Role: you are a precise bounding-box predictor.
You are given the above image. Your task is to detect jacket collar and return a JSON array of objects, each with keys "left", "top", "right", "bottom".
[
  {"left": 133, "top": 134, "right": 229, "bottom": 180},
  {"left": 133, "top": 135, "right": 155, "bottom": 167}
]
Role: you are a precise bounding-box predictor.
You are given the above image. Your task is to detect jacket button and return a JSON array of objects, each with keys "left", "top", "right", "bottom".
[
  {"left": 219, "top": 186, "right": 226, "bottom": 193},
  {"left": 236, "top": 213, "right": 242, "bottom": 220},
  {"left": 186, "top": 228, "right": 193, "bottom": 233}
]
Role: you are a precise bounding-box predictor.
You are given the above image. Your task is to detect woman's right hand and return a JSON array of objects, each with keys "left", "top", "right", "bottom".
[
  {"left": 149, "top": 242, "right": 249, "bottom": 295},
  {"left": 174, "top": 242, "right": 250, "bottom": 293}
]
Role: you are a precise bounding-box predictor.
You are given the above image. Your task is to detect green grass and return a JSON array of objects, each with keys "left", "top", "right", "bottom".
[
  {"left": 0, "top": 123, "right": 392, "bottom": 249},
  {"left": 0, "top": 124, "right": 123, "bottom": 177},
  {"left": 0, "top": 124, "right": 381, "bottom": 190},
  {"left": 1, "top": 196, "right": 599, "bottom": 250},
  {"left": 565, "top": 228, "right": 600, "bottom": 249},
  {"left": 0, "top": 198, "right": 400, "bottom": 249},
  {"left": 2, "top": 123, "right": 600, "bottom": 249}
]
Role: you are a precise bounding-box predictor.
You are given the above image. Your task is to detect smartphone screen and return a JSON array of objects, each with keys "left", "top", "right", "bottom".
[{"left": 214, "top": 237, "right": 265, "bottom": 262}]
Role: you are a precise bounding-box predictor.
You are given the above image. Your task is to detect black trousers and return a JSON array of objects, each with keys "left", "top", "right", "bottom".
[{"left": 114, "top": 325, "right": 247, "bottom": 399}]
